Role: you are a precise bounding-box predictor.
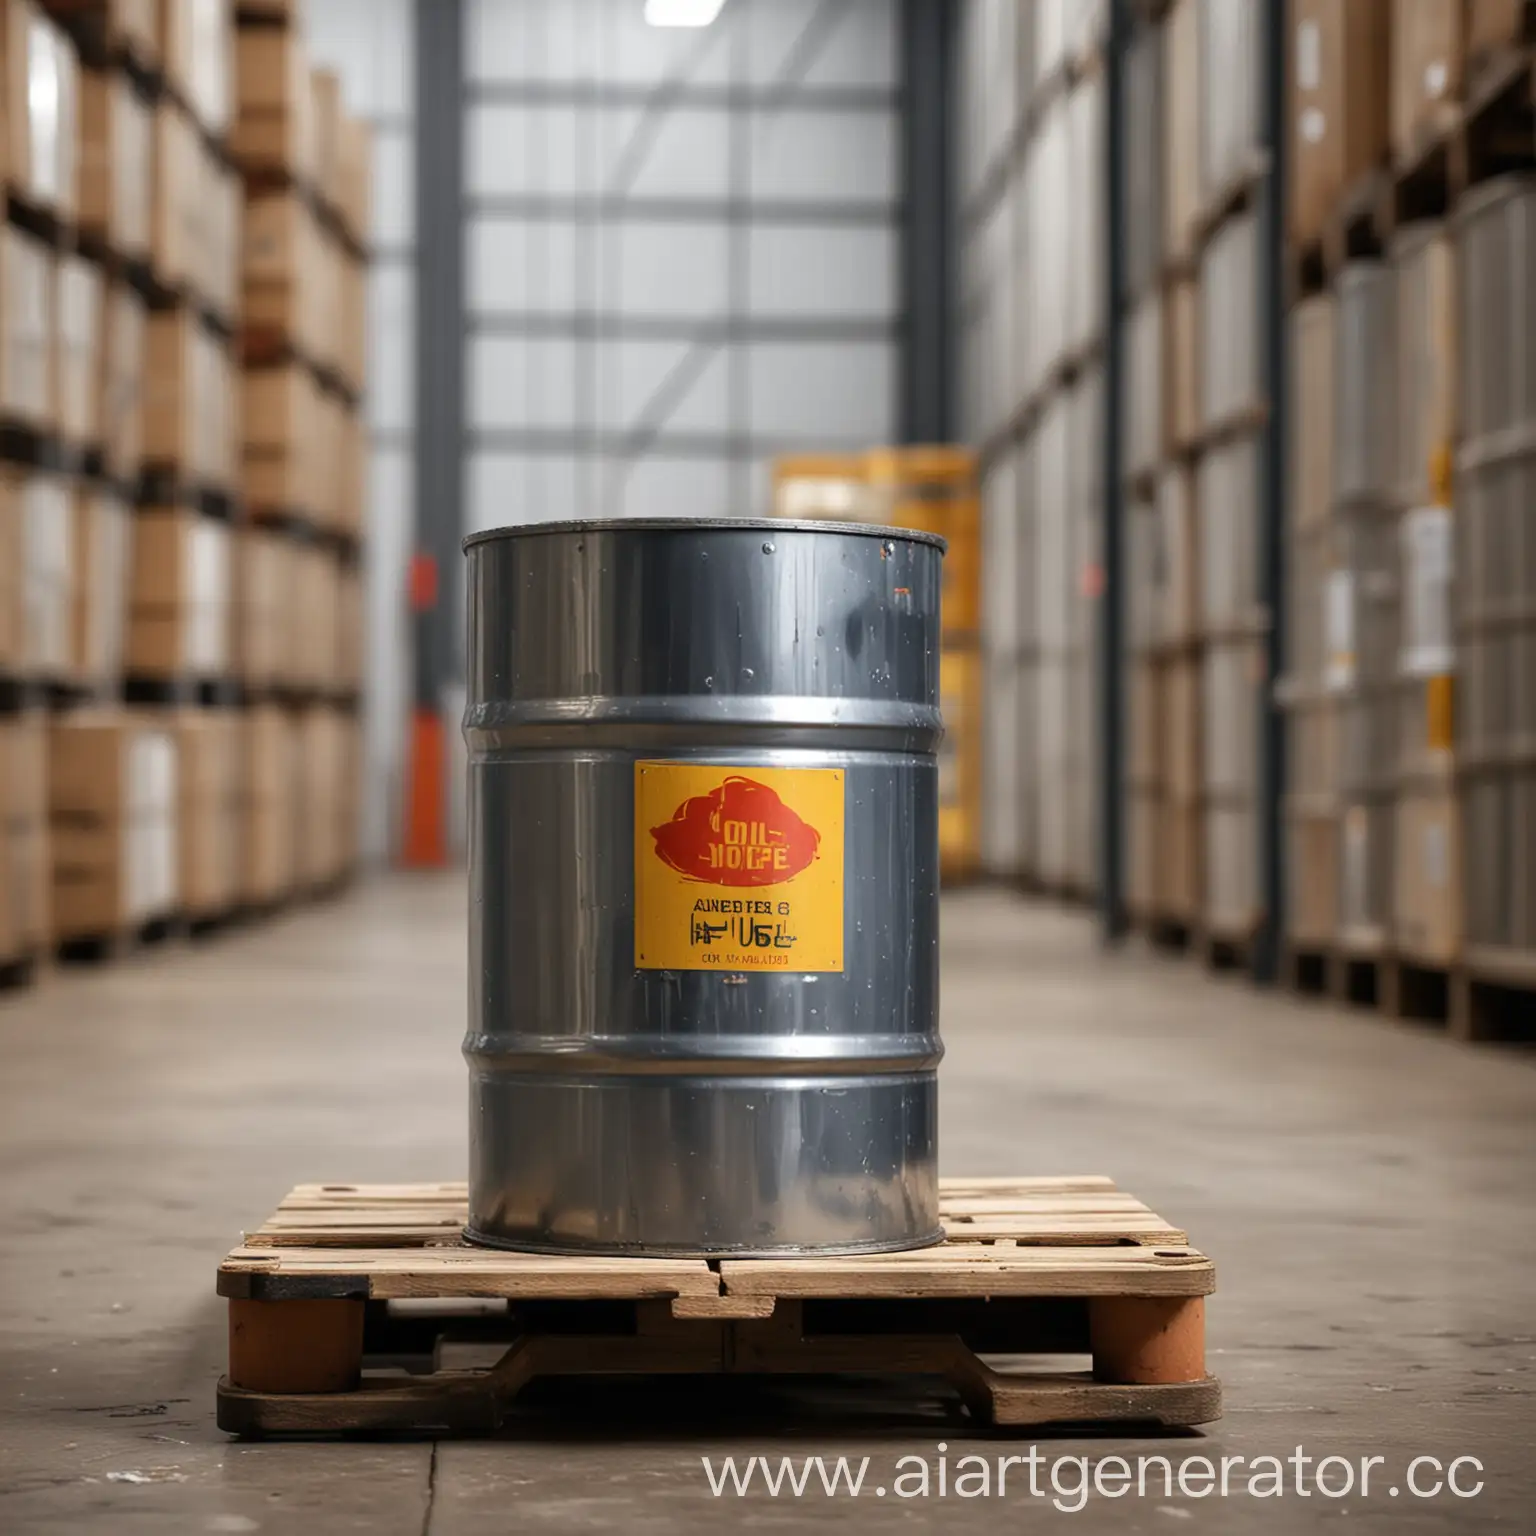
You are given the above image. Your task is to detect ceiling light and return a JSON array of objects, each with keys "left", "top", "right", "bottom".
[{"left": 644, "top": 0, "right": 725, "bottom": 26}]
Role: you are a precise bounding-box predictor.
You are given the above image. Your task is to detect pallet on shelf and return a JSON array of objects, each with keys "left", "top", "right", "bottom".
[{"left": 216, "top": 1176, "right": 1221, "bottom": 1439}]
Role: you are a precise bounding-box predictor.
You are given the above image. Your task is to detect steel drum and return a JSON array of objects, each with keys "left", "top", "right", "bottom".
[{"left": 462, "top": 517, "right": 944, "bottom": 1255}]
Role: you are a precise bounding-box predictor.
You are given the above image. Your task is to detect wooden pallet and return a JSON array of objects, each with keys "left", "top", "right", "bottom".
[
  {"left": 217, "top": 1178, "right": 1220, "bottom": 1438},
  {"left": 1282, "top": 944, "right": 1535, "bottom": 1043}
]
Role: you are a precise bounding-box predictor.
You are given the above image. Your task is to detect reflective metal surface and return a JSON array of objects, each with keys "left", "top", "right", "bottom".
[{"left": 462, "top": 518, "right": 946, "bottom": 1256}]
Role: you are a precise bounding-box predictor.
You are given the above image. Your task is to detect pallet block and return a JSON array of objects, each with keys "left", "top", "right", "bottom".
[{"left": 217, "top": 1177, "right": 1221, "bottom": 1437}]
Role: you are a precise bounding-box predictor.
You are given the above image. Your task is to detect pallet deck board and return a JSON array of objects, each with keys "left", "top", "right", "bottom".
[
  {"left": 216, "top": 1178, "right": 1219, "bottom": 1436},
  {"left": 235, "top": 1179, "right": 1188, "bottom": 1259}
]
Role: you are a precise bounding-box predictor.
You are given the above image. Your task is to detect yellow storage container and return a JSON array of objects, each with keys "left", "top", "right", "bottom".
[
  {"left": 866, "top": 446, "right": 980, "bottom": 642},
  {"left": 939, "top": 646, "right": 983, "bottom": 884},
  {"left": 770, "top": 453, "right": 879, "bottom": 522}
]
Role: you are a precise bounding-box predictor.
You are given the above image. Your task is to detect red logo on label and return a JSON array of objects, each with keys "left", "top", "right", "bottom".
[{"left": 649, "top": 775, "right": 821, "bottom": 887}]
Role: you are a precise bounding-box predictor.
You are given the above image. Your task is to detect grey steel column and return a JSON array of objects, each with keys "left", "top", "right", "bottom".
[
  {"left": 1253, "top": 0, "right": 1287, "bottom": 982},
  {"left": 900, "top": 0, "right": 954, "bottom": 443},
  {"left": 413, "top": 0, "right": 466, "bottom": 715},
  {"left": 1099, "top": 0, "right": 1128, "bottom": 941}
]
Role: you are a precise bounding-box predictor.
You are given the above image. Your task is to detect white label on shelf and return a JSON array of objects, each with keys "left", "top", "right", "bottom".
[
  {"left": 1301, "top": 107, "right": 1326, "bottom": 144},
  {"left": 1425, "top": 60, "right": 1448, "bottom": 99},
  {"left": 1296, "top": 20, "right": 1321, "bottom": 91},
  {"left": 1400, "top": 505, "right": 1455, "bottom": 677},
  {"left": 1324, "top": 569, "right": 1356, "bottom": 692}
]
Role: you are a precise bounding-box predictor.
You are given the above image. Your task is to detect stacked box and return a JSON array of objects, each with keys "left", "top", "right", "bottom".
[
  {"left": 293, "top": 703, "right": 354, "bottom": 889},
  {"left": 289, "top": 540, "right": 338, "bottom": 692},
  {"left": 1455, "top": 177, "right": 1536, "bottom": 968},
  {"left": 335, "top": 563, "right": 362, "bottom": 695},
  {"left": 1390, "top": 0, "right": 1463, "bottom": 161},
  {"left": 126, "top": 507, "right": 231, "bottom": 678},
  {"left": 1288, "top": 0, "right": 1391, "bottom": 246},
  {"left": 980, "top": 443, "right": 1027, "bottom": 880},
  {"left": 242, "top": 360, "right": 321, "bottom": 515},
  {"left": 77, "top": 63, "right": 153, "bottom": 260},
  {"left": 173, "top": 707, "right": 239, "bottom": 916},
  {"left": 150, "top": 97, "right": 200, "bottom": 292},
  {"left": 4, "top": 470, "right": 73, "bottom": 681},
  {"left": 97, "top": 280, "right": 145, "bottom": 481},
  {"left": 1332, "top": 261, "right": 1399, "bottom": 955},
  {"left": 49, "top": 711, "right": 178, "bottom": 938},
  {"left": 55, "top": 254, "right": 102, "bottom": 451},
  {"left": 1198, "top": 207, "right": 1262, "bottom": 436},
  {"left": 241, "top": 702, "right": 293, "bottom": 902},
  {"left": 1282, "top": 294, "right": 1341, "bottom": 948},
  {"left": 0, "top": 714, "right": 49, "bottom": 963},
  {"left": 335, "top": 113, "right": 371, "bottom": 250},
  {"left": 141, "top": 307, "right": 236, "bottom": 488},
  {"left": 69, "top": 486, "right": 130, "bottom": 690},
  {"left": 335, "top": 407, "right": 367, "bottom": 539},
  {"left": 232, "top": 522, "right": 285, "bottom": 690},
  {"left": 1198, "top": 0, "right": 1263, "bottom": 208},
  {"left": 231, "top": 16, "right": 315, "bottom": 181},
  {"left": 1162, "top": 0, "right": 1201, "bottom": 265},
  {"left": 2, "top": 0, "right": 79, "bottom": 219},
  {"left": 1, "top": 225, "right": 55, "bottom": 429},
  {"left": 1391, "top": 222, "right": 1459, "bottom": 965}
]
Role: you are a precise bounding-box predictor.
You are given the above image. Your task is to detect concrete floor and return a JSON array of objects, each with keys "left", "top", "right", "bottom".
[{"left": 1, "top": 875, "right": 1533, "bottom": 1533}]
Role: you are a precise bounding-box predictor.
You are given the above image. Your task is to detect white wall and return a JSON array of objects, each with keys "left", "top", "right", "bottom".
[{"left": 462, "top": 0, "right": 902, "bottom": 532}]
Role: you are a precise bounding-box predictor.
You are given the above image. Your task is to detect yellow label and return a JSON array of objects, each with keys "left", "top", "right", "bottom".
[{"left": 634, "top": 762, "right": 844, "bottom": 972}]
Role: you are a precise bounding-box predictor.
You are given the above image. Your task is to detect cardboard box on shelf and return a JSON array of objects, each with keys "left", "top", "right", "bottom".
[
  {"left": 0, "top": 484, "right": 18, "bottom": 669},
  {"left": 1166, "top": 277, "right": 1199, "bottom": 453},
  {"left": 232, "top": 522, "right": 286, "bottom": 689},
  {"left": 292, "top": 703, "right": 355, "bottom": 888},
  {"left": 1290, "top": 0, "right": 1392, "bottom": 245},
  {"left": 55, "top": 253, "right": 104, "bottom": 450},
  {"left": 1390, "top": 0, "right": 1464, "bottom": 161},
  {"left": 335, "top": 562, "right": 360, "bottom": 693},
  {"left": 126, "top": 507, "right": 231, "bottom": 677},
  {"left": 50, "top": 710, "right": 178, "bottom": 937},
  {"left": 1393, "top": 785, "right": 1460, "bottom": 964},
  {"left": 1467, "top": 0, "right": 1531, "bottom": 59},
  {"left": 335, "top": 404, "right": 366, "bottom": 538},
  {"left": 151, "top": 97, "right": 200, "bottom": 293},
  {"left": 2, "top": 0, "right": 78, "bottom": 218},
  {"left": 70, "top": 485, "right": 131, "bottom": 690},
  {"left": 241, "top": 702, "right": 294, "bottom": 903},
  {"left": 5, "top": 469, "right": 73, "bottom": 681},
  {"left": 335, "top": 113, "right": 372, "bottom": 249},
  {"left": 310, "top": 67, "right": 342, "bottom": 210},
  {"left": 242, "top": 361, "right": 319, "bottom": 515},
  {"left": 242, "top": 189, "right": 324, "bottom": 355},
  {"left": 98, "top": 279, "right": 145, "bottom": 481},
  {"left": 202, "top": 151, "right": 243, "bottom": 325},
  {"left": 0, "top": 713, "right": 50, "bottom": 962},
  {"left": 1, "top": 224, "right": 56, "bottom": 430},
  {"left": 77, "top": 65, "right": 153, "bottom": 260},
  {"left": 287, "top": 541, "right": 337, "bottom": 690},
  {"left": 142, "top": 307, "right": 235, "bottom": 487},
  {"left": 172, "top": 707, "right": 239, "bottom": 916},
  {"left": 232, "top": 19, "right": 314, "bottom": 180},
  {"left": 1162, "top": 0, "right": 1201, "bottom": 263},
  {"left": 336, "top": 252, "right": 366, "bottom": 397},
  {"left": 157, "top": 0, "right": 232, "bottom": 135}
]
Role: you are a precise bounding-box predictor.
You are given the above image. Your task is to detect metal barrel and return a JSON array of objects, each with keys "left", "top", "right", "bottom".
[{"left": 461, "top": 517, "right": 946, "bottom": 1257}]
